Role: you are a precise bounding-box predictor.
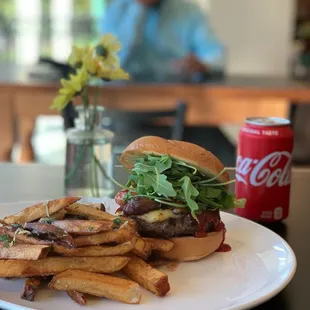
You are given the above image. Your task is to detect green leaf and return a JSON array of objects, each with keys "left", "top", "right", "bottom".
[
  {"left": 123, "top": 192, "right": 131, "bottom": 203},
  {"left": 179, "top": 176, "right": 199, "bottom": 219},
  {"left": 154, "top": 199, "right": 186, "bottom": 208},
  {"left": 205, "top": 188, "right": 222, "bottom": 199},
  {"left": 235, "top": 198, "right": 247, "bottom": 208},
  {"left": 144, "top": 172, "right": 176, "bottom": 198},
  {"left": 113, "top": 217, "right": 123, "bottom": 227},
  {"left": 136, "top": 174, "right": 147, "bottom": 194},
  {"left": 132, "top": 162, "right": 154, "bottom": 174},
  {"left": 174, "top": 160, "right": 197, "bottom": 174},
  {"left": 0, "top": 235, "right": 9, "bottom": 243},
  {"left": 133, "top": 155, "right": 172, "bottom": 174},
  {"left": 0, "top": 234, "right": 9, "bottom": 247},
  {"left": 39, "top": 217, "right": 56, "bottom": 224},
  {"left": 122, "top": 154, "right": 242, "bottom": 214},
  {"left": 11, "top": 224, "right": 21, "bottom": 229},
  {"left": 198, "top": 195, "right": 223, "bottom": 208},
  {"left": 221, "top": 193, "right": 236, "bottom": 210}
]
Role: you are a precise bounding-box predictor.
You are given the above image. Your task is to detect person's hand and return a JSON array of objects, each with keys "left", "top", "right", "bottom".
[{"left": 173, "top": 54, "right": 208, "bottom": 75}]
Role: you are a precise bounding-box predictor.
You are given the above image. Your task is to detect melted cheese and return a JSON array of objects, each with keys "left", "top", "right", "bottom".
[{"left": 138, "top": 209, "right": 182, "bottom": 223}]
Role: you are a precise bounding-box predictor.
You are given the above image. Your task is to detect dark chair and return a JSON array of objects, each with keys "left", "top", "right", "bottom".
[
  {"left": 104, "top": 101, "right": 187, "bottom": 143},
  {"left": 107, "top": 101, "right": 187, "bottom": 183}
]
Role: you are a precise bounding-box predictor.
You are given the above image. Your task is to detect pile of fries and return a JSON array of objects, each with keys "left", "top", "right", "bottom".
[{"left": 0, "top": 197, "right": 174, "bottom": 305}]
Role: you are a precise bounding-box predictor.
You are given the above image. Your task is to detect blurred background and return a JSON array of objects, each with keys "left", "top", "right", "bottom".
[{"left": 0, "top": 0, "right": 308, "bottom": 167}]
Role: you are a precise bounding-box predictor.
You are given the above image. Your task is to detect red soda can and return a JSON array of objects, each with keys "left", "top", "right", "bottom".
[{"left": 235, "top": 117, "right": 294, "bottom": 222}]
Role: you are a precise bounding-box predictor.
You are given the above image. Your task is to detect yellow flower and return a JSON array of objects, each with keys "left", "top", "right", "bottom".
[
  {"left": 109, "top": 67, "right": 130, "bottom": 80},
  {"left": 83, "top": 47, "right": 97, "bottom": 74},
  {"left": 96, "top": 64, "right": 129, "bottom": 81},
  {"left": 68, "top": 46, "right": 88, "bottom": 68},
  {"left": 96, "top": 33, "right": 121, "bottom": 67},
  {"left": 62, "top": 66, "right": 88, "bottom": 93},
  {"left": 50, "top": 92, "right": 73, "bottom": 111},
  {"left": 51, "top": 34, "right": 129, "bottom": 112},
  {"left": 50, "top": 67, "right": 89, "bottom": 111}
]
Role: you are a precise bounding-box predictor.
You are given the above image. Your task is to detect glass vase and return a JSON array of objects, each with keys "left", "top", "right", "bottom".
[{"left": 65, "top": 106, "right": 115, "bottom": 198}]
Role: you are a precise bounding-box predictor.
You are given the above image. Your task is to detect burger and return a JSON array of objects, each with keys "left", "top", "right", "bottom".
[{"left": 115, "top": 136, "right": 245, "bottom": 261}]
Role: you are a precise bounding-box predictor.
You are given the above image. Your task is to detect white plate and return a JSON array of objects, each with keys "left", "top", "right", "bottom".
[{"left": 0, "top": 199, "right": 296, "bottom": 310}]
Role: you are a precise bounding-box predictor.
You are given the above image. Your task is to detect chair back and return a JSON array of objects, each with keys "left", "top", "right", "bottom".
[{"left": 104, "top": 101, "right": 187, "bottom": 144}]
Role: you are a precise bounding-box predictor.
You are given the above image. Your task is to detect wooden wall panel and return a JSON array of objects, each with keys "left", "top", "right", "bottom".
[{"left": 0, "top": 93, "right": 14, "bottom": 161}]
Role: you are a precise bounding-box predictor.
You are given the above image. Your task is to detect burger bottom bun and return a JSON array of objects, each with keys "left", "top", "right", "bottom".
[{"left": 159, "top": 231, "right": 224, "bottom": 262}]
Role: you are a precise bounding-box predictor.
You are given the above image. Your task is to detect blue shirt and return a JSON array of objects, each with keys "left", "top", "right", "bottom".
[{"left": 100, "top": 0, "right": 224, "bottom": 81}]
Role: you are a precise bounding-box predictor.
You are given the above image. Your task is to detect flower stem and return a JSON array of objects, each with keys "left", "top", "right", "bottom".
[
  {"left": 91, "top": 146, "right": 100, "bottom": 197},
  {"left": 65, "top": 144, "right": 87, "bottom": 184},
  {"left": 82, "top": 86, "right": 90, "bottom": 129},
  {"left": 91, "top": 87, "right": 100, "bottom": 131},
  {"left": 88, "top": 145, "right": 96, "bottom": 197},
  {"left": 93, "top": 155, "right": 130, "bottom": 190}
]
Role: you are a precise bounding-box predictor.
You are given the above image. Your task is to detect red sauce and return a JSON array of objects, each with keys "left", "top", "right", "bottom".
[
  {"left": 195, "top": 210, "right": 221, "bottom": 237},
  {"left": 216, "top": 243, "right": 232, "bottom": 252},
  {"left": 195, "top": 211, "right": 231, "bottom": 253},
  {"left": 115, "top": 189, "right": 130, "bottom": 207}
]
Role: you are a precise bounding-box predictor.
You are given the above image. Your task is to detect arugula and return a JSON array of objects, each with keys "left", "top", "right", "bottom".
[
  {"left": 11, "top": 224, "right": 21, "bottom": 229},
  {"left": 130, "top": 156, "right": 176, "bottom": 198},
  {"left": 0, "top": 234, "right": 9, "bottom": 247},
  {"left": 113, "top": 217, "right": 123, "bottom": 227},
  {"left": 0, "top": 235, "right": 9, "bottom": 243},
  {"left": 179, "top": 176, "right": 199, "bottom": 220},
  {"left": 39, "top": 217, "right": 56, "bottom": 224},
  {"left": 124, "top": 154, "right": 246, "bottom": 219}
]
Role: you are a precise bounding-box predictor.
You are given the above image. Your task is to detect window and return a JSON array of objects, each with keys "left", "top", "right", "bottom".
[{"left": 0, "top": 0, "right": 106, "bottom": 64}]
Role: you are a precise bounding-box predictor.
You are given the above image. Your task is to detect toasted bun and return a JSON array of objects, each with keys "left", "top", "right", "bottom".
[
  {"left": 159, "top": 231, "right": 224, "bottom": 261},
  {"left": 120, "top": 136, "right": 229, "bottom": 183}
]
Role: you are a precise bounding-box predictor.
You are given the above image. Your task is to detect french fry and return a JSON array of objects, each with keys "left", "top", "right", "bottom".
[
  {"left": 4, "top": 197, "right": 80, "bottom": 224},
  {"left": 67, "top": 290, "right": 87, "bottom": 305},
  {"left": 0, "top": 227, "right": 51, "bottom": 245},
  {"left": 51, "top": 220, "right": 114, "bottom": 235},
  {"left": 132, "top": 237, "right": 152, "bottom": 260},
  {"left": 49, "top": 270, "right": 141, "bottom": 304},
  {"left": 0, "top": 256, "right": 130, "bottom": 277},
  {"left": 74, "top": 221, "right": 136, "bottom": 247},
  {"left": 144, "top": 238, "right": 174, "bottom": 252},
  {"left": 53, "top": 239, "right": 135, "bottom": 257},
  {"left": 66, "top": 203, "right": 114, "bottom": 221},
  {"left": 0, "top": 244, "right": 50, "bottom": 260},
  {"left": 123, "top": 255, "right": 170, "bottom": 297},
  {"left": 74, "top": 203, "right": 105, "bottom": 211},
  {"left": 95, "top": 203, "right": 105, "bottom": 211},
  {"left": 21, "top": 277, "right": 41, "bottom": 301},
  {"left": 24, "top": 223, "right": 75, "bottom": 249},
  {"left": 41, "top": 209, "right": 67, "bottom": 221}
]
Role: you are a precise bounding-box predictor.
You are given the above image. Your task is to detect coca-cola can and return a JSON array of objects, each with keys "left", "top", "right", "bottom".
[{"left": 235, "top": 117, "right": 294, "bottom": 222}]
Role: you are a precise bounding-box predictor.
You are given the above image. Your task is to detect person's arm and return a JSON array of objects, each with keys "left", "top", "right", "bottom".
[
  {"left": 98, "top": 0, "right": 125, "bottom": 34},
  {"left": 190, "top": 10, "right": 225, "bottom": 73}
]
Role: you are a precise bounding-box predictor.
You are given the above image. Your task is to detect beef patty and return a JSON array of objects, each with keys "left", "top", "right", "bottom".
[
  {"left": 122, "top": 197, "right": 162, "bottom": 216},
  {"left": 133, "top": 214, "right": 198, "bottom": 238},
  {"left": 120, "top": 197, "right": 221, "bottom": 238}
]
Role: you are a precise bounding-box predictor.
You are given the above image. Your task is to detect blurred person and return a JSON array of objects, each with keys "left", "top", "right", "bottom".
[{"left": 100, "top": 0, "right": 224, "bottom": 82}]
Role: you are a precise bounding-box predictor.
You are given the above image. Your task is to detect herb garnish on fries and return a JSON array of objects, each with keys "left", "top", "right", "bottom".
[{"left": 0, "top": 197, "right": 173, "bottom": 305}]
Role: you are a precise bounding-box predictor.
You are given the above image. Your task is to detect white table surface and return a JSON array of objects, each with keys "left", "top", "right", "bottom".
[
  {"left": 0, "top": 163, "right": 134, "bottom": 203},
  {"left": 0, "top": 163, "right": 65, "bottom": 203}
]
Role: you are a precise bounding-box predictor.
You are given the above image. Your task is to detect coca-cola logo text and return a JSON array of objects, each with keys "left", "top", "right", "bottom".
[{"left": 236, "top": 151, "right": 291, "bottom": 187}]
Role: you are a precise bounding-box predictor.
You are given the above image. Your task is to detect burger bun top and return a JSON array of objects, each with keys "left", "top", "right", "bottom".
[{"left": 120, "top": 136, "right": 229, "bottom": 183}]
